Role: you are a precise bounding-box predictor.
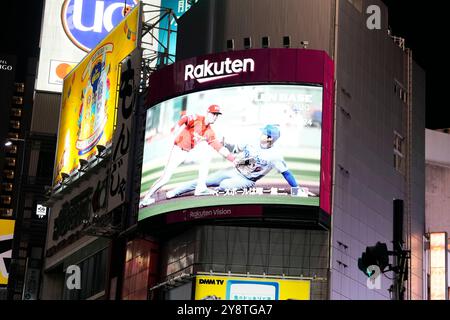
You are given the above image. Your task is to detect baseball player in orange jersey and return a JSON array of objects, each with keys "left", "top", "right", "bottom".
[{"left": 139, "top": 104, "right": 235, "bottom": 208}]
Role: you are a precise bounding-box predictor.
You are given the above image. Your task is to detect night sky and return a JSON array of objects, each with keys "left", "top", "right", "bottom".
[
  {"left": 382, "top": 0, "right": 446, "bottom": 129},
  {"left": 1, "top": 1, "right": 445, "bottom": 128}
]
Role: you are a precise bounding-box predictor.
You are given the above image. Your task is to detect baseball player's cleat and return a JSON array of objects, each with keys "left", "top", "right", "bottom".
[
  {"left": 291, "top": 187, "right": 312, "bottom": 197},
  {"left": 194, "top": 188, "right": 218, "bottom": 196},
  {"left": 139, "top": 197, "right": 155, "bottom": 208}
]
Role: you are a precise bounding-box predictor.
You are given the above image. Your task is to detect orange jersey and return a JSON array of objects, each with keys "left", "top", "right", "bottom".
[{"left": 174, "top": 114, "right": 222, "bottom": 151}]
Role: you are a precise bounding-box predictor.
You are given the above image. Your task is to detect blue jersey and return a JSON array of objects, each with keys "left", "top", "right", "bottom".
[{"left": 235, "top": 144, "right": 288, "bottom": 181}]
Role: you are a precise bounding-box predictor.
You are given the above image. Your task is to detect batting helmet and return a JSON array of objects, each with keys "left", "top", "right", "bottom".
[
  {"left": 261, "top": 124, "right": 280, "bottom": 141},
  {"left": 207, "top": 104, "right": 222, "bottom": 114}
]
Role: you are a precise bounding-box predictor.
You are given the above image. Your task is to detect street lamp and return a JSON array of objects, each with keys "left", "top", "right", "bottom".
[{"left": 4, "top": 137, "right": 25, "bottom": 147}]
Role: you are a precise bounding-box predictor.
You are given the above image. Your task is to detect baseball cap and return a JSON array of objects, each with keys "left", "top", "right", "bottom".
[{"left": 207, "top": 104, "right": 222, "bottom": 114}]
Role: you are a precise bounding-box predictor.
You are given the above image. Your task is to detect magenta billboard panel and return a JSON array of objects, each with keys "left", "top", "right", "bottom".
[
  {"left": 147, "top": 49, "right": 333, "bottom": 106},
  {"left": 140, "top": 49, "right": 334, "bottom": 221}
]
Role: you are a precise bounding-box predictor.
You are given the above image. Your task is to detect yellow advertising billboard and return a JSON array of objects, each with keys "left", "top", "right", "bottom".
[
  {"left": 194, "top": 276, "right": 310, "bottom": 300},
  {"left": 0, "top": 219, "right": 15, "bottom": 286},
  {"left": 53, "top": 4, "right": 140, "bottom": 187}
]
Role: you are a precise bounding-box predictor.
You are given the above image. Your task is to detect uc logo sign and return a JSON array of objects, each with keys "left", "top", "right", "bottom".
[{"left": 61, "top": 0, "right": 138, "bottom": 52}]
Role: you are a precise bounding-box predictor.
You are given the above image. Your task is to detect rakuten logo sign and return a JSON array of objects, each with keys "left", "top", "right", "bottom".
[{"left": 184, "top": 58, "right": 255, "bottom": 83}]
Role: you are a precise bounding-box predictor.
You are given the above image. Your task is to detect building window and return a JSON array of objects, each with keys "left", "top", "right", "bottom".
[
  {"left": 11, "top": 108, "right": 22, "bottom": 117},
  {"left": 394, "top": 131, "right": 405, "bottom": 174},
  {"left": 14, "top": 83, "right": 25, "bottom": 93},
  {"left": 10, "top": 120, "right": 21, "bottom": 130},
  {"left": 0, "top": 208, "right": 13, "bottom": 217},
  {"left": 8, "top": 132, "right": 19, "bottom": 140},
  {"left": 2, "top": 183, "right": 13, "bottom": 192},
  {"left": 394, "top": 80, "right": 407, "bottom": 104},
  {"left": 3, "top": 170, "right": 15, "bottom": 180},
  {"left": 6, "top": 145, "right": 17, "bottom": 154},
  {"left": 0, "top": 196, "right": 12, "bottom": 205},
  {"left": 12, "top": 96, "right": 23, "bottom": 105},
  {"left": 5, "top": 157, "right": 16, "bottom": 167}
]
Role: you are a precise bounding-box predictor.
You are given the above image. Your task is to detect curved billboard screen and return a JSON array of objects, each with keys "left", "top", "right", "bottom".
[{"left": 138, "top": 84, "right": 323, "bottom": 220}]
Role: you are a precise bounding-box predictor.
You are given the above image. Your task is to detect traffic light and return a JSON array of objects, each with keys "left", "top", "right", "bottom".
[{"left": 358, "top": 242, "right": 389, "bottom": 276}]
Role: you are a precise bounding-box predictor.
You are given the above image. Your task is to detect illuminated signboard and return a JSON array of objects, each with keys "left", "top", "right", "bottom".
[
  {"left": 430, "top": 232, "right": 448, "bottom": 300},
  {"left": 139, "top": 84, "right": 323, "bottom": 220},
  {"left": 0, "top": 219, "right": 15, "bottom": 286},
  {"left": 36, "top": 204, "right": 47, "bottom": 219},
  {"left": 157, "top": 0, "right": 196, "bottom": 64},
  {"left": 194, "top": 276, "right": 310, "bottom": 300},
  {"left": 36, "top": 0, "right": 158, "bottom": 92},
  {"left": 53, "top": 4, "right": 140, "bottom": 188},
  {"left": 144, "top": 49, "right": 335, "bottom": 219},
  {"left": 61, "top": 0, "right": 140, "bottom": 52}
]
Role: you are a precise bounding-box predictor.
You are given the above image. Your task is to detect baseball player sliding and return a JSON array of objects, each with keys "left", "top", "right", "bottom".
[
  {"left": 139, "top": 104, "right": 235, "bottom": 208},
  {"left": 165, "top": 124, "right": 307, "bottom": 198}
]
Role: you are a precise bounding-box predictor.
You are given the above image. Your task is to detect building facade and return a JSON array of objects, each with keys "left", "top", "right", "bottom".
[
  {"left": 148, "top": 0, "right": 426, "bottom": 300},
  {"left": 0, "top": 54, "right": 19, "bottom": 299},
  {"left": 40, "top": 0, "right": 426, "bottom": 300},
  {"left": 0, "top": 54, "right": 52, "bottom": 300}
]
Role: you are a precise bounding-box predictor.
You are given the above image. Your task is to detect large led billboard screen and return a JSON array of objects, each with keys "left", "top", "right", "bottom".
[
  {"left": 139, "top": 84, "right": 323, "bottom": 220},
  {"left": 194, "top": 276, "right": 310, "bottom": 300},
  {"left": 53, "top": 4, "right": 140, "bottom": 188}
]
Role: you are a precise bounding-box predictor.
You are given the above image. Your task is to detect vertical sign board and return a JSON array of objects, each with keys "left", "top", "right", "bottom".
[
  {"left": 0, "top": 219, "right": 15, "bottom": 286},
  {"left": 108, "top": 48, "right": 142, "bottom": 212},
  {"left": 53, "top": 4, "right": 140, "bottom": 189},
  {"left": 430, "top": 232, "right": 448, "bottom": 300}
]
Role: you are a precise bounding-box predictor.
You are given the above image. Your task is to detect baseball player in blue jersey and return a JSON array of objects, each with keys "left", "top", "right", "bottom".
[{"left": 165, "top": 124, "right": 305, "bottom": 198}]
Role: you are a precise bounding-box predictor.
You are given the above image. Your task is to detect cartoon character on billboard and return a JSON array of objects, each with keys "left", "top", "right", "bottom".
[
  {"left": 139, "top": 105, "right": 236, "bottom": 208},
  {"left": 165, "top": 124, "right": 314, "bottom": 198},
  {"left": 76, "top": 47, "right": 110, "bottom": 157}
]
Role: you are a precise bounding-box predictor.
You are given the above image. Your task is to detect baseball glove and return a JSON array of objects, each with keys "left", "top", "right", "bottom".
[{"left": 234, "top": 153, "right": 257, "bottom": 176}]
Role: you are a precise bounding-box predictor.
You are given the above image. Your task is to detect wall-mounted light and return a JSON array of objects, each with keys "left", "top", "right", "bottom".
[
  {"left": 301, "top": 40, "right": 309, "bottom": 49},
  {"left": 4, "top": 137, "right": 25, "bottom": 147},
  {"left": 96, "top": 145, "right": 107, "bottom": 158},
  {"left": 79, "top": 159, "right": 89, "bottom": 172},
  {"left": 61, "top": 172, "right": 70, "bottom": 183}
]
